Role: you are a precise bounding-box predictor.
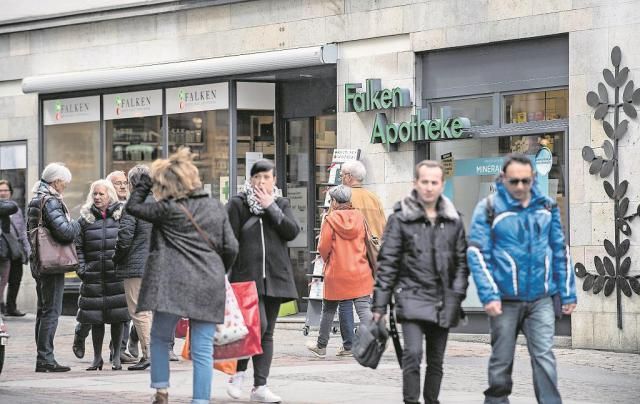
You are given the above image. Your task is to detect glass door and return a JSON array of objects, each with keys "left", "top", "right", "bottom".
[{"left": 285, "top": 118, "right": 312, "bottom": 302}]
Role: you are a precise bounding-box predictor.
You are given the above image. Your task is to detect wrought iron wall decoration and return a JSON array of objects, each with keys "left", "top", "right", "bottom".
[{"left": 575, "top": 46, "right": 640, "bottom": 330}]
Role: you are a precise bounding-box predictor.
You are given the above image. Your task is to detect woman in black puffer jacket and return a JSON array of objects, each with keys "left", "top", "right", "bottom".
[{"left": 75, "top": 179, "right": 129, "bottom": 371}]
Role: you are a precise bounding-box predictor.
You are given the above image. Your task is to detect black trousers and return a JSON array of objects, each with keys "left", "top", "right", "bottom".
[
  {"left": 6, "top": 259, "right": 23, "bottom": 312},
  {"left": 237, "top": 295, "right": 281, "bottom": 387},
  {"left": 401, "top": 320, "right": 449, "bottom": 404}
]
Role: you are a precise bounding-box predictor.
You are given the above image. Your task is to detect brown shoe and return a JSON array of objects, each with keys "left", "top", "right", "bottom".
[{"left": 152, "top": 391, "right": 168, "bottom": 404}]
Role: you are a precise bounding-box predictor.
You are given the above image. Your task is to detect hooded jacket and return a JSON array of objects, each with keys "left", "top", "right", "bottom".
[
  {"left": 467, "top": 180, "right": 576, "bottom": 306},
  {"left": 372, "top": 191, "right": 469, "bottom": 329},
  {"left": 318, "top": 208, "right": 373, "bottom": 301},
  {"left": 75, "top": 202, "right": 129, "bottom": 324}
]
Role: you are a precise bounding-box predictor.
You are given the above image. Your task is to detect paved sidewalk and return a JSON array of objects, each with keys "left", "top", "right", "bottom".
[{"left": 0, "top": 314, "right": 638, "bottom": 403}]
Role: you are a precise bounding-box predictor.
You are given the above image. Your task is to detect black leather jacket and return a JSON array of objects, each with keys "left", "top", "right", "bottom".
[{"left": 372, "top": 192, "right": 469, "bottom": 328}]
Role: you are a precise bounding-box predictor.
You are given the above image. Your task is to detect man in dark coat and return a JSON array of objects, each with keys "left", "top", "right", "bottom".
[
  {"left": 372, "top": 160, "right": 469, "bottom": 404},
  {"left": 113, "top": 165, "right": 154, "bottom": 370}
]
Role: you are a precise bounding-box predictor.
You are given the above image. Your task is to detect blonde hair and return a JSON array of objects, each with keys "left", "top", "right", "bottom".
[
  {"left": 81, "top": 179, "right": 119, "bottom": 213},
  {"left": 151, "top": 148, "right": 202, "bottom": 200}
]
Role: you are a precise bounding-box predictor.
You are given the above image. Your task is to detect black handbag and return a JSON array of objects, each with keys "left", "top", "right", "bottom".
[
  {"left": 353, "top": 318, "right": 389, "bottom": 369},
  {"left": 0, "top": 232, "right": 22, "bottom": 261}
]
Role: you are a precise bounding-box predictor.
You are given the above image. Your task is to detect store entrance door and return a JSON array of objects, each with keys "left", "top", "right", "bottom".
[
  {"left": 284, "top": 118, "right": 313, "bottom": 309},
  {"left": 284, "top": 115, "right": 337, "bottom": 310}
]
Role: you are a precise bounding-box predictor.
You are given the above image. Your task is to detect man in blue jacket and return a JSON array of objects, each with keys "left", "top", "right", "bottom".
[{"left": 467, "top": 153, "right": 576, "bottom": 404}]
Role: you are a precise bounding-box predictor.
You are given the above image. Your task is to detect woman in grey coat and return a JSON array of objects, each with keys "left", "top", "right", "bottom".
[{"left": 126, "top": 148, "right": 238, "bottom": 404}]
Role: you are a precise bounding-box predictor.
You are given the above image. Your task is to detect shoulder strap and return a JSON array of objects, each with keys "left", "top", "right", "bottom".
[
  {"left": 485, "top": 193, "right": 496, "bottom": 226},
  {"left": 241, "top": 215, "right": 259, "bottom": 234},
  {"left": 388, "top": 298, "right": 403, "bottom": 368},
  {"left": 177, "top": 203, "right": 216, "bottom": 251}
]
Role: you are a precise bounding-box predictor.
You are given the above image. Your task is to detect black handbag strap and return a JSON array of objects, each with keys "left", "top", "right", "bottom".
[
  {"left": 177, "top": 203, "right": 216, "bottom": 251},
  {"left": 388, "top": 298, "right": 403, "bottom": 368}
]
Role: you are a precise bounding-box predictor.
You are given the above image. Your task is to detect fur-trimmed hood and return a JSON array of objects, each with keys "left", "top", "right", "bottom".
[
  {"left": 80, "top": 202, "right": 123, "bottom": 223},
  {"left": 394, "top": 189, "right": 460, "bottom": 222}
]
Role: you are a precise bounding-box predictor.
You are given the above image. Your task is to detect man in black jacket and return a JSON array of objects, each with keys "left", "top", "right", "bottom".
[
  {"left": 113, "top": 165, "right": 153, "bottom": 370},
  {"left": 372, "top": 160, "right": 469, "bottom": 404}
]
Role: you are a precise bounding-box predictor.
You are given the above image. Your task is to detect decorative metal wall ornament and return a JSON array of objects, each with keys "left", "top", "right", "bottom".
[{"left": 575, "top": 46, "right": 640, "bottom": 330}]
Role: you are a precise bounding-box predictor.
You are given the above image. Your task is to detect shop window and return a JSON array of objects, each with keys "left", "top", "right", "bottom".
[
  {"left": 43, "top": 96, "right": 101, "bottom": 217},
  {"left": 104, "top": 90, "right": 163, "bottom": 175},
  {"left": 429, "top": 132, "right": 567, "bottom": 309},
  {"left": 0, "top": 142, "right": 27, "bottom": 211},
  {"left": 430, "top": 97, "right": 493, "bottom": 127},
  {"left": 236, "top": 82, "right": 275, "bottom": 191},
  {"left": 504, "top": 89, "right": 568, "bottom": 124},
  {"left": 167, "top": 83, "right": 230, "bottom": 201}
]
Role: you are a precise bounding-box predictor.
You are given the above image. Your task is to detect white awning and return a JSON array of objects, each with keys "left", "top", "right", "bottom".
[{"left": 22, "top": 44, "right": 337, "bottom": 94}]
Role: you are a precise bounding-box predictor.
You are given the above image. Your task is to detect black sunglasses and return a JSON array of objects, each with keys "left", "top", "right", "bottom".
[{"left": 505, "top": 177, "right": 532, "bottom": 186}]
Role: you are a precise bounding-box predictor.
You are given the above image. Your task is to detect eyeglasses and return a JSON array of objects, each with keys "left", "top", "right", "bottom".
[
  {"left": 113, "top": 181, "right": 129, "bottom": 187},
  {"left": 505, "top": 177, "right": 532, "bottom": 186},
  {"left": 339, "top": 172, "right": 351, "bottom": 178}
]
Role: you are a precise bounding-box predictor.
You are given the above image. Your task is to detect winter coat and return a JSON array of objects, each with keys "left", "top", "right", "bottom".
[
  {"left": 226, "top": 194, "right": 300, "bottom": 300},
  {"left": 318, "top": 208, "right": 373, "bottom": 301},
  {"left": 75, "top": 202, "right": 129, "bottom": 325},
  {"left": 126, "top": 176, "right": 238, "bottom": 323},
  {"left": 27, "top": 181, "right": 81, "bottom": 277},
  {"left": 372, "top": 191, "right": 469, "bottom": 329},
  {"left": 9, "top": 206, "right": 31, "bottom": 263},
  {"left": 113, "top": 195, "right": 154, "bottom": 279},
  {"left": 467, "top": 180, "right": 577, "bottom": 306}
]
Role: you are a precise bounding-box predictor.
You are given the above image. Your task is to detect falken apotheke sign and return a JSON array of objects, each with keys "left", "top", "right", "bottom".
[
  {"left": 43, "top": 96, "right": 100, "bottom": 125},
  {"left": 344, "top": 79, "right": 471, "bottom": 146},
  {"left": 166, "top": 82, "right": 229, "bottom": 114},
  {"left": 104, "top": 90, "right": 162, "bottom": 120}
]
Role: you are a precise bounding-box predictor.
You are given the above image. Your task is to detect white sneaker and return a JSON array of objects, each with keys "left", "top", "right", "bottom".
[
  {"left": 226, "top": 371, "right": 245, "bottom": 399},
  {"left": 250, "top": 385, "right": 282, "bottom": 403}
]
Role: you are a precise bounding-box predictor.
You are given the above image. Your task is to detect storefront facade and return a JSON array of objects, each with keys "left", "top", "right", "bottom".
[{"left": 1, "top": 0, "right": 640, "bottom": 351}]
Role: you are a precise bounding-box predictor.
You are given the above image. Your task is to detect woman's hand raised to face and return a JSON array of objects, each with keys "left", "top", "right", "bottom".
[{"left": 254, "top": 185, "right": 274, "bottom": 208}]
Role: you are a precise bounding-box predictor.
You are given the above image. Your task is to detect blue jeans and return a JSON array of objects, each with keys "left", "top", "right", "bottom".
[
  {"left": 318, "top": 296, "right": 372, "bottom": 349},
  {"left": 150, "top": 311, "right": 216, "bottom": 404},
  {"left": 485, "top": 297, "right": 561, "bottom": 404},
  {"left": 338, "top": 300, "right": 354, "bottom": 350},
  {"left": 35, "top": 274, "right": 65, "bottom": 365}
]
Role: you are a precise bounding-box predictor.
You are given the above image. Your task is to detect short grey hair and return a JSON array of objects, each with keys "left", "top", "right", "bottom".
[
  {"left": 106, "top": 171, "right": 126, "bottom": 182},
  {"left": 341, "top": 160, "right": 366, "bottom": 182},
  {"left": 329, "top": 185, "right": 352, "bottom": 204},
  {"left": 128, "top": 165, "right": 150, "bottom": 188},
  {"left": 41, "top": 162, "right": 72, "bottom": 184}
]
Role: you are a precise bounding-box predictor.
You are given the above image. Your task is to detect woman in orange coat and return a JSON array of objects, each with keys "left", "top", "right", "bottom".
[{"left": 306, "top": 185, "right": 373, "bottom": 358}]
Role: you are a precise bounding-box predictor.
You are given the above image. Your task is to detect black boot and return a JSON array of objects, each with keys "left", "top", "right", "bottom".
[
  {"left": 0, "top": 303, "right": 6, "bottom": 315},
  {"left": 73, "top": 333, "right": 85, "bottom": 359},
  {"left": 128, "top": 357, "right": 150, "bottom": 371}
]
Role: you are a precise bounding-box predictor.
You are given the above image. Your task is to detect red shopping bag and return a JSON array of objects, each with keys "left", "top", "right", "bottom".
[
  {"left": 214, "top": 280, "right": 262, "bottom": 361},
  {"left": 175, "top": 318, "right": 189, "bottom": 339}
]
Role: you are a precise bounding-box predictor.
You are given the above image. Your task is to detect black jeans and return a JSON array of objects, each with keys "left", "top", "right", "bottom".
[
  {"left": 35, "top": 274, "right": 65, "bottom": 365},
  {"left": 6, "top": 259, "right": 23, "bottom": 312},
  {"left": 401, "top": 321, "right": 449, "bottom": 404},
  {"left": 237, "top": 295, "right": 281, "bottom": 387}
]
